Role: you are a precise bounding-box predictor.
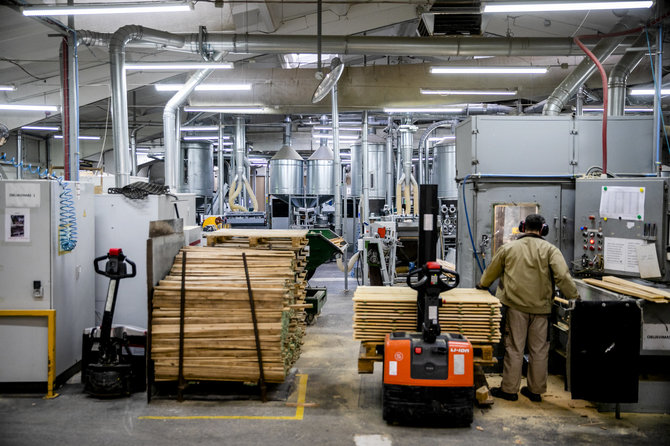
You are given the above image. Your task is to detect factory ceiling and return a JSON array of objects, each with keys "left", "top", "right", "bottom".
[{"left": 0, "top": 1, "right": 667, "bottom": 143}]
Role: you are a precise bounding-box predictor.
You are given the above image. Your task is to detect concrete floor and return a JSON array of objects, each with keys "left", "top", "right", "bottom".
[{"left": 1, "top": 262, "right": 669, "bottom": 445}]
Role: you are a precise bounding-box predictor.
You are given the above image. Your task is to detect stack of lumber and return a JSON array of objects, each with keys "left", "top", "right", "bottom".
[
  {"left": 206, "top": 229, "right": 309, "bottom": 298},
  {"left": 151, "top": 242, "right": 308, "bottom": 383},
  {"left": 583, "top": 276, "right": 670, "bottom": 303},
  {"left": 353, "top": 286, "right": 502, "bottom": 344}
]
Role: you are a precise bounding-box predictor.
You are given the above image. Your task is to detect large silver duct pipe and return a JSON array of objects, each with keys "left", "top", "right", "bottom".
[
  {"left": 400, "top": 120, "right": 414, "bottom": 182},
  {"left": 332, "top": 86, "right": 341, "bottom": 235},
  {"left": 608, "top": 33, "right": 650, "bottom": 116},
  {"left": 543, "top": 20, "right": 633, "bottom": 116},
  {"left": 385, "top": 118, "right": 394, "bottom": 211},
  {"left": 110, "top": 25, "right": 186, "bottom": 187},
  {"left": 235, "top": 116, "right": 246, "bottom": 182},
  {"left": 283, "top": 115, "right": 292, "bottom": 145},
  {"left": 417, "top": 120, "right": 452, "bottom": 184},
  {"left": 218, "top": 114, "right": 226, "bottom": 215},
  {"left": 200, "top": 34, "right": 598, "bottom": 57},
  {"left": 163, "top": 51, "right": 224, "bottom": 191},
  {"left": 361, "top": 110, "right": 369, "bottom": 227}
]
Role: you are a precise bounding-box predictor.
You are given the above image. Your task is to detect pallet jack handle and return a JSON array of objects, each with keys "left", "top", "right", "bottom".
[
  {"left": 407, "top": 261, "right": 460, "bottom": 343},
  {"left": 94, "top": 249, "right": 136, "bottom": 362}
]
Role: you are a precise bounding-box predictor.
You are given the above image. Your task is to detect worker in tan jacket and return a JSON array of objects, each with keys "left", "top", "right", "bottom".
[{"left": 477, "top": 214, "right": 579, "bottom": 403}]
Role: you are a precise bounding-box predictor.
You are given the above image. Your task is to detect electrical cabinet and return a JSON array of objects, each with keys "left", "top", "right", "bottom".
[{"left": 0, "top": 180, "right": 95, "bottom": 384}]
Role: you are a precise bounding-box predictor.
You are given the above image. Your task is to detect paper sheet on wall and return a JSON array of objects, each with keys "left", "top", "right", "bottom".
[
  {"left": 599, "top": 186, "right": 645, "bottom": 221},
  {"left": 5, "top": 182, "right": 40, "bottom": 208},
  {"left": 4, "top": 208, "right": 30, "bottom": 242},
  {"left": 636, "top": 243, "right": 661, "bottom": 278},
  {"left": 603, "top": 237, "right": 645, "bottom": 273}
]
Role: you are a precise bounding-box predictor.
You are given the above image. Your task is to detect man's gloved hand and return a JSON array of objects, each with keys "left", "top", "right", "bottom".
[{"left": 475, "top": 283, "right": 488, "bottom": 290}]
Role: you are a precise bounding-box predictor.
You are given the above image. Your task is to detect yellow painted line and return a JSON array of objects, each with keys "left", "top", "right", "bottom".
[{"left": 139, "top": 373, "right": 309, "bottom": 421}]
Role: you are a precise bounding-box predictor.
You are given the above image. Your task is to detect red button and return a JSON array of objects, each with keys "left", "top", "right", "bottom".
[{"left": 414, "top": 347, "right": 422, "bottom": 354}]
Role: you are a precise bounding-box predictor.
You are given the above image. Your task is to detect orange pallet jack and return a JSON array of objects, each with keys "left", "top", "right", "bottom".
[{"left": 382, "top": 185, "right": 474, "bottom": 426}]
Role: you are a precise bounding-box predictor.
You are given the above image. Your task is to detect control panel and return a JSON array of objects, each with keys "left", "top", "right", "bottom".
[{"left": 573, "top": 178, "right": 670, "bottom": 281}]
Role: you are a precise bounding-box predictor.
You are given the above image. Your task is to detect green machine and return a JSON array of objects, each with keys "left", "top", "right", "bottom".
[{"left": 304, "top": 228, "right": 346, "bottom": 324}]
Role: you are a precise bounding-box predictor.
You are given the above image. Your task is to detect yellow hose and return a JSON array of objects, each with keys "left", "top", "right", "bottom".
[
  {"left": 243, "top": 177, "right": 259, "bottom": 211},
  {"left": 228, "top": 177, "right": 247, "bottom": 212},
  {"left": 403, "top": 177, "right": 411, "bottom": 216},
  {"left": 410, "top": 174, "right": 419, "bottom": 216},
  {"left": 395, "top": 173, "right": 405, "bottom": 215}
]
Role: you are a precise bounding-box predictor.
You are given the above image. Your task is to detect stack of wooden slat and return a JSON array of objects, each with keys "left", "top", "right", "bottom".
[
  {"left": 151, "top": 240, "right": 308, "bottom": 383},
  {"left": 583, "top": 276, "right": 670, "bottom": 303},
  {"left": 206, "top": 229, "right": 310, "bottom": 298},
  {"left": 353, "top": 286, "right": 502, "bottom": 343}
]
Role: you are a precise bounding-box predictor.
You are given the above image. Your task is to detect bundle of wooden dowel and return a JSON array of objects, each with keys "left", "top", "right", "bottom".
[
  {"left": 151, "top": 239, "right": 308, "bottom": 384},
  {"left": 353, "top": 286, "right": 502, "bottom": 344}
]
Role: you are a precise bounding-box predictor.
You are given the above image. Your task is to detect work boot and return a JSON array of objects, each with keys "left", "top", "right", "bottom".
[
  {"left": 491, "top": 387, "right": 518, "bottom": 401},
  {"left": 521, "top": 386, "right": 542, "bottom": 402}
]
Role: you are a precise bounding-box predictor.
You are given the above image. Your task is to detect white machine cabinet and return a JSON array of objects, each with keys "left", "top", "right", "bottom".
[
  {"left": 0, "top": 180, "right": 95, "bottom": 383},
  {"left": 94, "top": 193, "right": 194, "bottom": 329}
]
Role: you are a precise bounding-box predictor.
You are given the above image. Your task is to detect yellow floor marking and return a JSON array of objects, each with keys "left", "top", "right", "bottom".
[{"left": 139, "top": 374, "right": 309, "bottom": 421}]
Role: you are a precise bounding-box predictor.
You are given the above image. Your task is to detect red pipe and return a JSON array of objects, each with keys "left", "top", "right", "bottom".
[
  {"left": 574, "top": 12, "right": 670, "bottom": 175},
  {"left": 574, "top": 35, "right": 609, "bottom": 174},
  {"left": 61, "top": 38, "right": 70, "bottom": 181}
]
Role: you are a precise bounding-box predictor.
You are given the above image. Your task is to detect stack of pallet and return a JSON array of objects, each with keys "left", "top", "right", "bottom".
[
  {"left": 151, "top": 232, "right": 308, "bottom": 383},
  {"left": 353, "top": 286, "right": 502, "bottom": 344},
  {"left": 583, "top": 276, "right": 670, "bottom": 303}
]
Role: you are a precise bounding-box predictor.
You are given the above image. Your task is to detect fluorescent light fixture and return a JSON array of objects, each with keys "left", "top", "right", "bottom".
[
  {"left": 156, "top": 84, "right": 251, "bottom": 92},
  {"left": 583, "top": 107, "right": 654, "bottom": 112},
  {"left": 383, "top": 107, "right": 464, "bottom": 113},
  {"left": 0, "top": 85, "right": 16, "bottom": 91},
  {"left": 0, "top": 104, "right": 59, "bottom": 112},
  {"left": 126, "top": 62, "right": 233, "bottom": 70},
  {"left": 180, "top": 127, "right": 232, "bottom": 135},
  {"left": 23, "top": 1, "right": 192, "bottom": 16},
  {"left": 421, "top": 88, "right": 517, "bottom": 96},
  {"left": 312, "top": 134, "right": 359, "bottom": 141},
  {"left": 629, "top": 88, "right": 670, "bottom": 95},
  {"left": 431, "top": 66, "right": 547, "bottom": 74},
  {"left": 483, "top": 1, "right": 653, "bottom": 13},
  {"left": 184, "top": 106, "right": 265, "bottom": 113},
  {"left": 428, "top": 136, "right": 456, "bottom": 142},
  {"left": 54, "top": 135, "right": 101, "bottom": 140},
  {"left": 182, "top": 135, "right": 219, "bottom": 141},
  {"left": 21, "top": 125, "right": 59, "bottom": 131},
  {"left": 282, "top": 53, "right": 336, "bottom": 69},
  {"left": 313, "top": 126, "right": 362, "bottom": 132}
]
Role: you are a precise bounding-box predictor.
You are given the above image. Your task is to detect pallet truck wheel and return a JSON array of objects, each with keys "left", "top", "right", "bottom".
[{"left": 305, "top": 313, "right": 316, "bottom": 325}]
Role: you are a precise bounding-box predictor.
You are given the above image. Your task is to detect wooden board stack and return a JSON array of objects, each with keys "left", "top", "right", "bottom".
[
  {"left": 151, "top": 233, "right": 309, "bottom": 383},
  {"left": 582, "top": 276, "right": 670, "bottom": 303},
  {"left": 353, "top": 286, "right": 502, "bottom": 344}
]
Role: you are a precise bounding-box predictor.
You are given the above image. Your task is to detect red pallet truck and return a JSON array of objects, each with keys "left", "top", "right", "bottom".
[{"left": 382, "top": 184, "right": 474, "bottom": 425}]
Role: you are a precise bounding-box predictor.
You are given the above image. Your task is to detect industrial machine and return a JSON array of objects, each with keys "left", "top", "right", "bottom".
[
  {"left": 559, "top": 177, "right": 670, "bottom": 413},
  {"left": 0, "top": 180, "right": 95, "bottom": 390},
  {"left": 382, "top": 184, "right": 474, "bottom": 425},
  {"left": 82, "top": 249, "right": 144, "bottom": 397}
]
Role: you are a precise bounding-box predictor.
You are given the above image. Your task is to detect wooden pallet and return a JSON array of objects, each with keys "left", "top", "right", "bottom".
[{"left": 357, "top": 341, "right": 497, "bottom": 374}]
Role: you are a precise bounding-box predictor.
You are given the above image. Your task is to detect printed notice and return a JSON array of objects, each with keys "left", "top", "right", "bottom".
[
  {"left": 599, "top": 186, "right": 645, "bottom": 221},
  {"left": 636, "top": 243, "right": 662, "bottom": 279},
  {"left": 6, "top": 183, "right": 40, "bottom": 208},
  {"left": 642, "top": 324, "right": 670, "bottom": 351},
  {"left": 454, "top": 354, "right": 465, "bottom": 375},
  {"left": 389, "top": 361, "right": 397, "bottom": 376},
  {"left": 4, "top": 208, "right": 30, "bottom": 242},
  {"left": 603, "top": 237, "right": 645, "bottom": 273}
]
